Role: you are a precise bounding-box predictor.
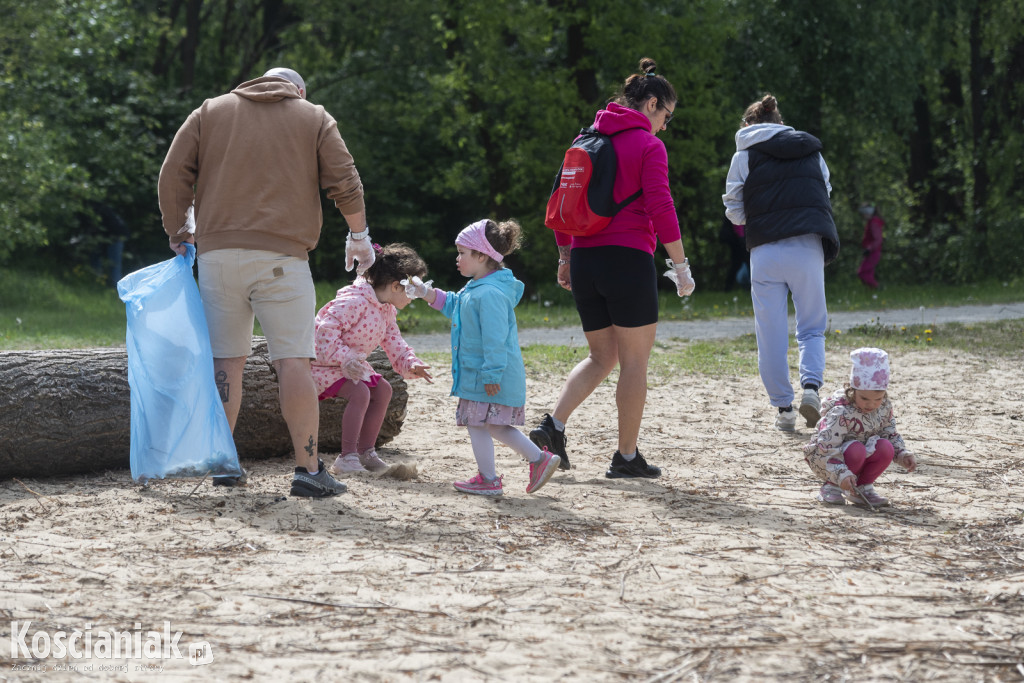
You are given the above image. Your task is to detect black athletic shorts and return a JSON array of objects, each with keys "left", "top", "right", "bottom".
[{"left": 571, "top": 245, "right": 659, "bottom": 331}]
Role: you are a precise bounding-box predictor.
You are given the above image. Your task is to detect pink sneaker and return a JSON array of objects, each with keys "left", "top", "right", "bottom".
[
  {"left": 859, "top": 484, "right": 890, "bottom": 507},
  {"left": 358, "top": 447, "right": 389, "bottom": 473},
  {"left": 844, "top": 485, "right": 889, "bottom": 509},
  {"left": 526, "top": 448, "right": 560, "bottom": 494},
  {"left": 329, "top": 453, "right": 366, "bottom": 475},
  {"left": 453, "top": 472, "right": 503, "bottom": 496},
  {"left": 816, "top": 482, "right": 845, "bottom": 505}
]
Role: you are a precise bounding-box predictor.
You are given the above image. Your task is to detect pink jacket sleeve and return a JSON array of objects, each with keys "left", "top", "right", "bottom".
[{"left": 641, "top": 139, "right": 681, "bottom": 245}]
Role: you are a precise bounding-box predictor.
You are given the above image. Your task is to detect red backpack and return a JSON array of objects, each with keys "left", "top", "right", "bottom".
[{"left": 544, "top": 127, "right": 642, "bottom": 237}]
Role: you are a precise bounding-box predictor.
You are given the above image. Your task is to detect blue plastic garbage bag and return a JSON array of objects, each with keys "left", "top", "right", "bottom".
[{"left": 116, "top": 244, "right": 242, "bottom": 482}]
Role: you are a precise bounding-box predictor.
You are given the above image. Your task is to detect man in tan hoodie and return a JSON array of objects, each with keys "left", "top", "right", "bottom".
[{"left": 159, "top": 67, "right": 374, "bottom": 498}]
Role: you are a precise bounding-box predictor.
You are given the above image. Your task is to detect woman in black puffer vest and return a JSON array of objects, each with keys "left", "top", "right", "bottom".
[{"left": 722, "top": 93, "right": 839, "bottom": 433}]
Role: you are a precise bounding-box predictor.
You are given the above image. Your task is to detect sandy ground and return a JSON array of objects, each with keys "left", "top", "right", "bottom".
[{"left": 2, "top": 345, "right": 1023, "bottom": 682}]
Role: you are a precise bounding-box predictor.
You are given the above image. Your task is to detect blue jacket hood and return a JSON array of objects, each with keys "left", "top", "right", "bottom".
[{"left": 467, "top": 268, "right": 524, "bottom": 305}]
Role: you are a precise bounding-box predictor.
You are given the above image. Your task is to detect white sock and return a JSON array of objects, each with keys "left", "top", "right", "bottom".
[
  {"left": 489, "top": 425, "right": 543, "bottom": 463},
  {"left": 620, "top": 451, "right": 637, "bottom": 462},
  {"left": 467, "top": 426, "right": 498, "bottom": 480},
  {"left": 551, "top": 416, "right": 565, "bottom": 431}
]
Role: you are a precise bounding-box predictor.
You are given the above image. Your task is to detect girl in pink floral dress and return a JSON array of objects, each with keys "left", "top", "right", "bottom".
[
  {"left": 804, "top": 347, "right": 917, "bottom": 507},
  {"left": 312, "top": 244, "right": 433, "bottom": 475}
]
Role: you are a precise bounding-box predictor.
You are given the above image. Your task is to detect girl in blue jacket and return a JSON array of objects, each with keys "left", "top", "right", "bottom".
[{"left": 404, "top": 219, "right": 561, "bottom": 496}]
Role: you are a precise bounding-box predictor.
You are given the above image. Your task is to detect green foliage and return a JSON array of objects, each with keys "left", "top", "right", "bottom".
[
  {"left": 1, "top": 0, "right": 1022, "bottom": 291},
  {"left": 0, "top": 0, "right": 169, "bottom": 269}
]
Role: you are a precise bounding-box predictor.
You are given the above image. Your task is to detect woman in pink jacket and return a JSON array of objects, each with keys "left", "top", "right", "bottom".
[
  {"left": 530, "top": 58, "right": 695, "bottom": 480},
  {"left": 312, "top": 244, "right": 433, "bottom": 474}
]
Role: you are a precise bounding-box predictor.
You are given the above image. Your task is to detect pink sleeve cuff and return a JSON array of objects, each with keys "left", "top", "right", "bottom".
[{"left": 431, "top": 290, "right": 447, "bottom": 310}]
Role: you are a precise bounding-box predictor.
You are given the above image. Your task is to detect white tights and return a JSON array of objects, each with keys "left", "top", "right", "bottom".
[{"left": 467, "top": 425, "right": 542, "bottom": 480}]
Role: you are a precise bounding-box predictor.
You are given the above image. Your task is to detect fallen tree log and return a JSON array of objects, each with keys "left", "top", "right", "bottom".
[{"left": 0, "top": 338, "right": 407, "bottom": 479}]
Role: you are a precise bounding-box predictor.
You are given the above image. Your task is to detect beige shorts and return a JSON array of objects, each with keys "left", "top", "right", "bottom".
[{"left": 197, "top": 249, "right": 315, "bottom": 362}]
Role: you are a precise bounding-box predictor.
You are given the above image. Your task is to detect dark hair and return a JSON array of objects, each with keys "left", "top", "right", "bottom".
[
  {"left": 362, "top": 243, "right": 427, "bottom": 287},
  {"left": 474, "top": 219, "right": 523, "bottom": 270},
  {"left": 742, "top": 93, "right": 784, "bottom": 126},
  {"left": 614, "top": 57, "right": 677, "bottom": 112}
]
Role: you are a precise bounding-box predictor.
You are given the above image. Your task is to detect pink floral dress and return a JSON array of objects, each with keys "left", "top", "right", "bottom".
[{"left": 803, "top": 388, "right": 912, "bottom": 485}]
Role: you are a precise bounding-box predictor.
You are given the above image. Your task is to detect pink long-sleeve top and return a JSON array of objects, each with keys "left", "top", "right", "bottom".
[
  {"left": 310, "top": 278, "right": 423, "bottom": 395},
  {"left": 553, "top": 102, "right": 681, "bottom": 253}
]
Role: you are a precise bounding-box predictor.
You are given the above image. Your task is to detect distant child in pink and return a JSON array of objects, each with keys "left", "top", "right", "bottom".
[
  {"left": 312, "top": 243, "right": 433, "bottom": 475},
  {"left": 804, "top": 347, "right": 917, "bottom": 507}
]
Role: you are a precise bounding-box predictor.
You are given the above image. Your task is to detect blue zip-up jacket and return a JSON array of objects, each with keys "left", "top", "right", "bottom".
[{"left": 436, "top": 269, "right": 526, "bottom": 407}]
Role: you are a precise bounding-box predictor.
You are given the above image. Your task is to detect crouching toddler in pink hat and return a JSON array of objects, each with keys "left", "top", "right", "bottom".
[{"left": 804, "top": 347, "right": 917, "bottom": 507}]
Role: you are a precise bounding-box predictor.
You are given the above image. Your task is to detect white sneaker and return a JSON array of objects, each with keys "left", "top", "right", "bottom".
[
  {"left": 799, "top": 388, "right": 821, "bottom": 427},
  {"left": 329, "top": 453, "right": 366, "bottom": 475},
  {"left": 775, "top": 407, "right": 797, "bottom": 432}
]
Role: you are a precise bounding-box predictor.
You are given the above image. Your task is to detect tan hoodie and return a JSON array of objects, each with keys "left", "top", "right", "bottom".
[{"left": 158, "top": 76, "right": 364, "bottom": 259}]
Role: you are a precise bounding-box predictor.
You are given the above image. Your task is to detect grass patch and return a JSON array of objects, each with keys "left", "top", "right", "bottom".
[
  {"left": 0, "top": 268, "right": 127, "bottom": 349},
  {"left": 422, "top": 319, "right": 1020, "bottom": 393},
  {"left": 2, "top": 265, "right": 1023, "bottom": 350},
  {"left": 828, "top": 318, "right": 1024, "bottom": 358}
]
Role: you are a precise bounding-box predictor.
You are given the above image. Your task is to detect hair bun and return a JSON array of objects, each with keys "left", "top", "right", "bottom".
[{"left": 762, "top": 94, "right": 777, "bottom": 112}]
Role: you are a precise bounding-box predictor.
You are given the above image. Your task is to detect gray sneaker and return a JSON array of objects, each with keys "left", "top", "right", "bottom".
[
  {"left": 799, "top": 388, "right": 821, "bottom": 427},
  {"left": 775, "top": 407, "right": 797, "bottom": 432},
  {"left": 290, "top": 459, "right": 348, "bottom": 497}
]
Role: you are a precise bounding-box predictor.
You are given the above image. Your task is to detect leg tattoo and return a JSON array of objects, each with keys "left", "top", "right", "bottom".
[
  {"left": 304, "top": 435, "right": 316, "bottom": 460},
  {"left": 216, "top": 370, "right": 229, "bottom": 404}
]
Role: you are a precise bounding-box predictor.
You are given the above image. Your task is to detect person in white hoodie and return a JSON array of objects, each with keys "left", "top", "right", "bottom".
[{"left": 722, "top": 93, "right": 840, "bottom": 432}]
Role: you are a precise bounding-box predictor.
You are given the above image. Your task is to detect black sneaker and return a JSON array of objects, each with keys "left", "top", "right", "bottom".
[
  {"left": 529, "top": 413, "right": 570, "bottom": 470},
  {"left": 212, "top": 468, "right": 248, "bottom": 487},
  {"left": 290, "top": 459, "right": 348, "bottom": 498},
  {"left": 605, "top": 450, "right": 661, "bottom": 479}
]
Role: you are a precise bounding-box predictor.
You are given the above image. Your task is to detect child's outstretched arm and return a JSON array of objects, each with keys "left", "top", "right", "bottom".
[
  {"left": 380, "top": 314, "right": 433, "bottom": 384},
  {"left": 402, "top": 276, "right": 437, "bottom": 305}
]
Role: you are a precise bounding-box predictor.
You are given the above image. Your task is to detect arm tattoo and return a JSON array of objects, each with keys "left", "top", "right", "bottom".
[{"left": 557, "top": 245, "right": 571, "bottom": 260}]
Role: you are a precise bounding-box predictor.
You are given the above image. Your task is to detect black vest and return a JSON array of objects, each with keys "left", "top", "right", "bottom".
[{"left": 743, "top": 129, "right": 839, "bottom": 264}]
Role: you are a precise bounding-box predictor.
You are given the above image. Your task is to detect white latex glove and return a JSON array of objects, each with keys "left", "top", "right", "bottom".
[
  {"left": 345, "top": 231, "right": 375, "bottom": 274},
  {"left": 400, "top": 275, "right": 434, "bottom": 300},
  {"left": 865, "top": 435, "right": 880, "bottom": 456},
  {"left": 176, "top": 204, "right": 197, "bottom": 235},
  {"left": 342, "top": 354, "right": 372, "bottom": 382},
  {"left": 663, "top": 258, "right": 696, "bottom": 296}
]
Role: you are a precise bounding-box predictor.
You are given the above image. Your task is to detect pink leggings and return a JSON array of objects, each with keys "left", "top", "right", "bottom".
[
  {"left": 843, "top": 438, "right": 894, "bottom": 485},
  {"left": 334, "top": 380, "right": 393, "bottom": 455}
]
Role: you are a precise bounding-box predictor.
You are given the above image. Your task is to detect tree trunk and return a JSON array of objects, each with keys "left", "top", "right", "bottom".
[{"left": 0, "top": 339, "right": 407, "bottom": 480}]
